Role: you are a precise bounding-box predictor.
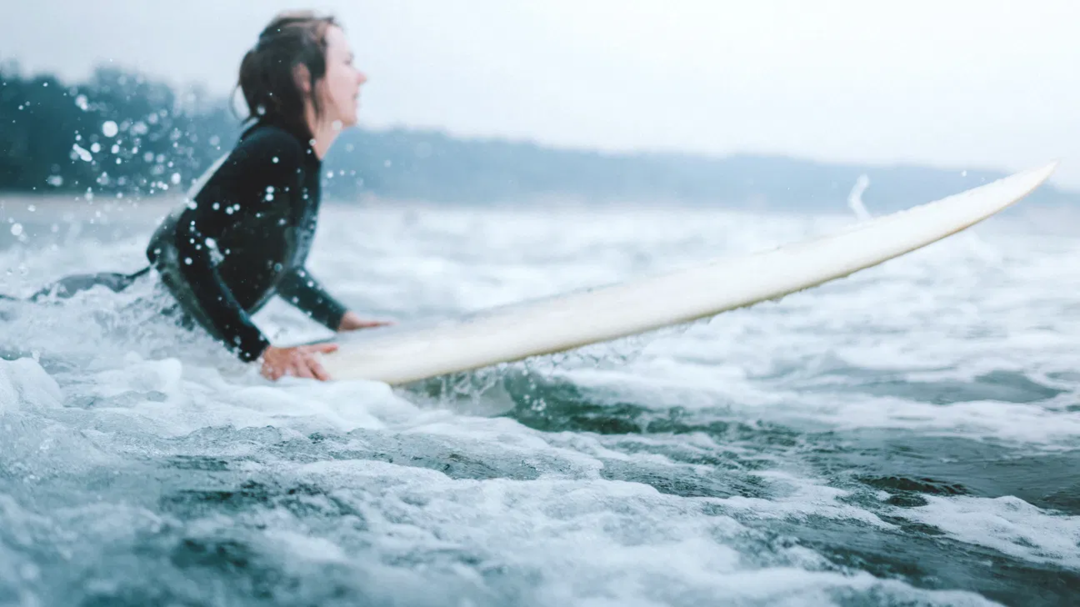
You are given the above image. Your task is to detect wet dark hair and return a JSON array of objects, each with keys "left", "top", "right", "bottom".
[{"left": 236, "top": 11, "right": 339, "bottom": 139}]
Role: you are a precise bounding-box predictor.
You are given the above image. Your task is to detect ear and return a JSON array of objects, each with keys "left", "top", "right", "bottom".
[{"left": 292, "top": 63, "right": 312, "bottom": 96}]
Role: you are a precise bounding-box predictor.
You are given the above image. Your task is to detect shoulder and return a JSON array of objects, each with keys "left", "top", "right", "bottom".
[
  {"left": 233, "top": 124, "right": 305, "bottom": 167},
  {"left": 191, "top": 124, "right": 309, "bottom": 202}
]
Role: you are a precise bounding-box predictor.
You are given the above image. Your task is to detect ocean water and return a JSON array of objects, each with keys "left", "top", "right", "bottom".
[{"left": 0, "top": 194, "right": 1078, "bottom": 606}]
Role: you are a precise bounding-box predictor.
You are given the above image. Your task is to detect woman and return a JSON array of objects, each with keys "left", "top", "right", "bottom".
[
  {"left": 31, "top": 12, "right": 387, "bottom": 381},
  {"left": 147, "top": 11, "right": 389, "bottom": 381}
]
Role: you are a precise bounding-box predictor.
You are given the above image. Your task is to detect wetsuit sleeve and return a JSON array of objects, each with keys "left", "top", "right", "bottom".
[
  {"left": 165, "top": 131, "right": 305, "bottom": 362},
  {"left": 171, "top": 218, "right": 270, "bottom": 361},
  {"left": 276, "top": 267, "right": 349, "bottom": 331}
]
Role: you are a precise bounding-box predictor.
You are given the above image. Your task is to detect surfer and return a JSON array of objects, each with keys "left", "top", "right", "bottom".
[{"left": 25, "top": 12, "right": 388, "bottom": 381}]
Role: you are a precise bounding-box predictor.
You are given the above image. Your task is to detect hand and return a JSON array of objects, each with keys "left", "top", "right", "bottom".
[
  {"left": 259, "top": 343, "right": 338, "bottom": 381},
  {"left": 337, "top": 310, "right": 395, "bottom": 332}
]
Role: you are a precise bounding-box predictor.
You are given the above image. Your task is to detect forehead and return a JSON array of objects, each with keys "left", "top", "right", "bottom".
[{"left": 323, "top": 26, "right": 351, "bottom": 55}]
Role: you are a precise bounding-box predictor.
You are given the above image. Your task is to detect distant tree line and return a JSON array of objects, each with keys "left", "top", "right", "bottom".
[{"left": 1, "top": 62, "right": 1075, "bottom": 211}]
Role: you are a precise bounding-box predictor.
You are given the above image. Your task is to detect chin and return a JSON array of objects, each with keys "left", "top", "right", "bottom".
[{"left": 335, "top": 112, "right": 359, "bottom": 129}]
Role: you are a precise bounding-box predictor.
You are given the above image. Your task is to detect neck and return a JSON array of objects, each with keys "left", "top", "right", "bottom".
[{"left": 303, "top": 104, "right": 340, "bottom": 160}]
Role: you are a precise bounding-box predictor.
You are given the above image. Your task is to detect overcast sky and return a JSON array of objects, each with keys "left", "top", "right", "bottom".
[{"left": 4, "top": 1, "right": 1080, "bottom": 187}]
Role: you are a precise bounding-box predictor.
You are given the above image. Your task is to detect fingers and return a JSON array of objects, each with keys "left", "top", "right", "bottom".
[
  {"left": 310, "top": 359, "right": 331, "bottom": 381},
  {"left": 292, "top": 354, "right": 330, "bottom": 381},
  {"left": 306, "top": 345, "right": 334, "bottom": 381},
  {"left": 258, "top": 344, "right": 337, "bottom": 382},
  {"left": 260, "top": 362, "right": 282, "bottom": 381},
  {"left": 339, "top": 317, "right": 395, "bottom": 331},
  {"left": 260, "top": 354, "right": 283, "bottom": 380},
  {"left": 262, "top": 347, "right": 335, "bottom": 382},
  {"left": 293, "top": 361, "right": 315, "bottom": 380}
]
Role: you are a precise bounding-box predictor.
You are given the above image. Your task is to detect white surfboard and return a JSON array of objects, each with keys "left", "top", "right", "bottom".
[{"left": 320, "top": 162, "right": 1058, "bottom": 385}]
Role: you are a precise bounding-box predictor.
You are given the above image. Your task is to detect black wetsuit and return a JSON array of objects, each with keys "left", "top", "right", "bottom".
[
  {"left": 145, "top": 119, "right": 348, "bottom": 361},
  {"left": 21, "top": 119, "right": 348, "bottom": 362}
]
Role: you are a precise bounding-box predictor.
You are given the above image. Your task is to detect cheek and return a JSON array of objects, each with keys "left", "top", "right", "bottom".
[
  {"left": 340, "top": 76, "right": 357, "bottom": 99},
  {"left": 331, "top": 73, "right": 356, "bottom": 106}
]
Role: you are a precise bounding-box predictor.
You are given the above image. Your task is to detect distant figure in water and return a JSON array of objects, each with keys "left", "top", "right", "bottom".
[{"left": 27, "top": 12, "right": 390, "bottom": 381}]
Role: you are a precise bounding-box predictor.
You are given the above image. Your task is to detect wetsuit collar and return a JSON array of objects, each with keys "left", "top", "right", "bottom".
[{"left": 241, "top": 117, "right": 319, "bottom": 161}]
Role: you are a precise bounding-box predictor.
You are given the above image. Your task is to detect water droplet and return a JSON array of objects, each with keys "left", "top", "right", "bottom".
[
  {"left": 90, "top": 142, "right": 101, "bottom": 154},
  {"left": 102, "top": 121, "right": 119, "bottom": 137},
  {"left": 10, "top": 224, "right": 23, "bottom": 236},
  {"left": 72, "top": 144, "right": 92, "bottom": 162},
  {"left": 184, "top": 258, "right": 193, "bottom": 265},
  {"left": 171, "top": 173, "right": 181, "bottom": 185},
  {"left": 75, "top": 95, "right": 89, "bottom": 110}
]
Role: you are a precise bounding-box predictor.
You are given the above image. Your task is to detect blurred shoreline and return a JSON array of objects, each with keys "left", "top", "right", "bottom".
[{"left": 4, "top": 191, "right": 1080, "bottom": 240}]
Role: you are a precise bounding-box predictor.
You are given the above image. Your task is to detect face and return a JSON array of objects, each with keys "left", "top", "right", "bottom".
[{"left": 317, "top": 25, "right": 366, "bottom": 129}]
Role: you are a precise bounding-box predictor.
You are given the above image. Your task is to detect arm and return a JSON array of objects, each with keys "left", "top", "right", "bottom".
[
  {"left": 160, "top": 128, "right": 304, "bottom": 362},
  {"left": 166, "top": 221, "right": 339, "bottom": 378},
  {"left": 276, "top": 268, "right": 394, "bottom": 332},
  {"left": 275, "top": 267, "right": 349, "bottom": 331},
  {"left": 169, "top": 217, "right": 270, "bottom": 361}
]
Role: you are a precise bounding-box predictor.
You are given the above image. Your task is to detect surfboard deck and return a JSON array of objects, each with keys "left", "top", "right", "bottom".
[{"left": 317, "top": 162, "right": 1058, "bottom": 385}]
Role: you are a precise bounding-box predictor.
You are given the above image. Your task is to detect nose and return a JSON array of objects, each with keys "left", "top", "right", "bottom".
[{"left": 357, "top": 70, "right": 368, "bottom": 86}]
